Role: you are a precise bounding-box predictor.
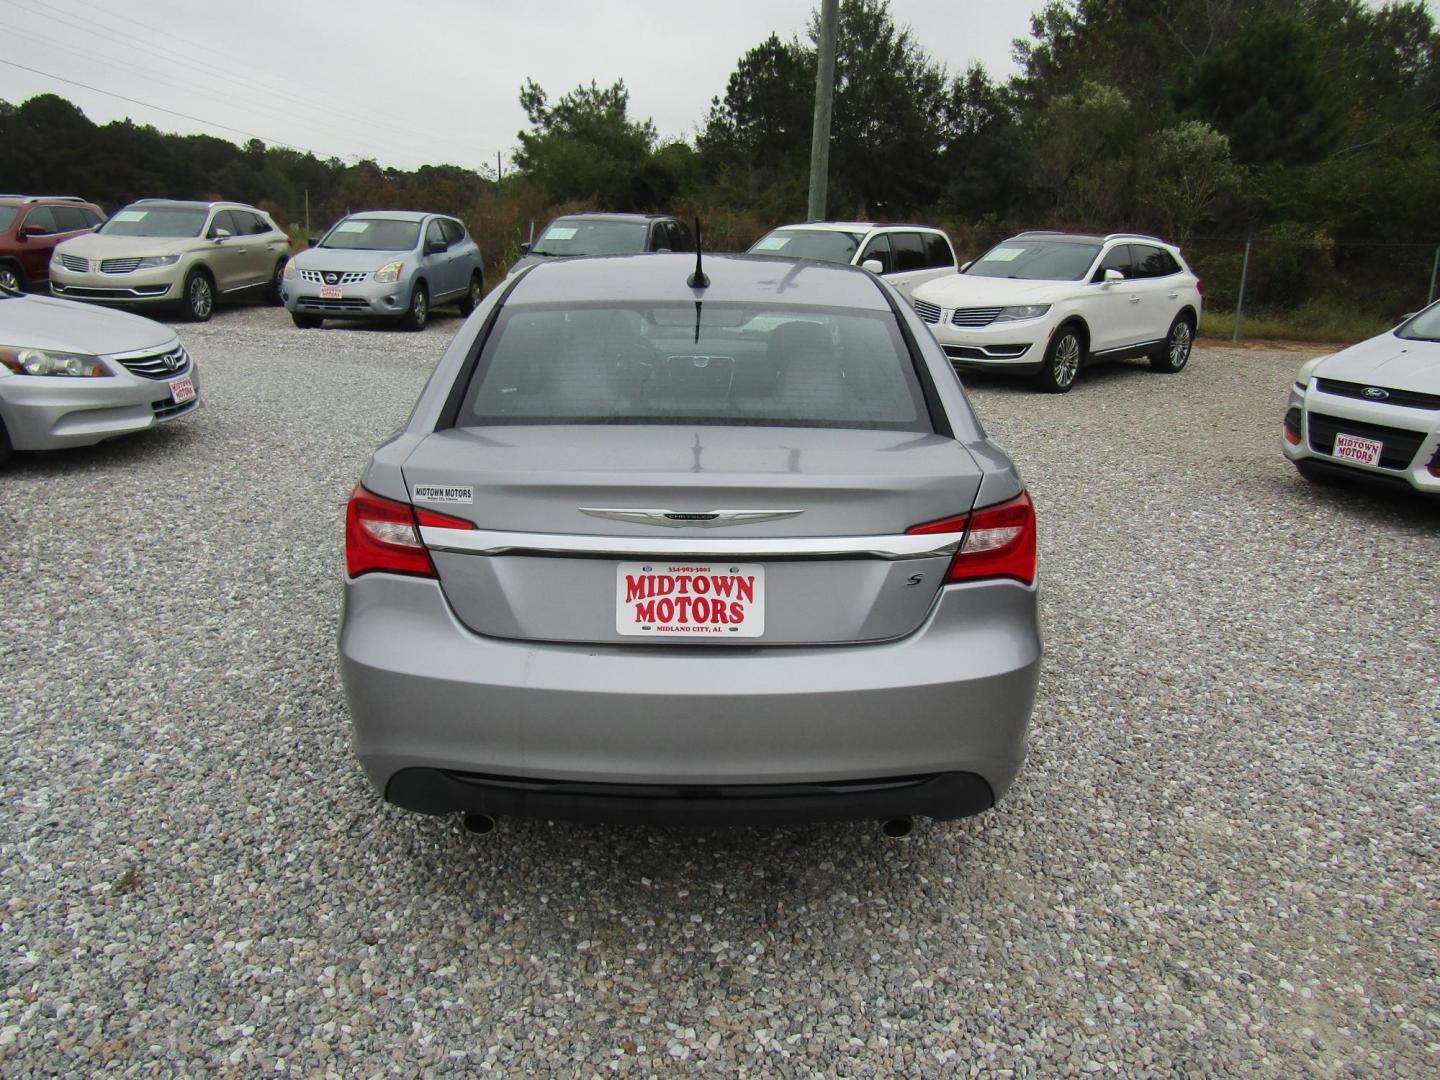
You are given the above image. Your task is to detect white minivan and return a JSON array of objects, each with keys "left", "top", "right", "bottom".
[{"left": 747, "top": 221, "right": 957, "bottom": 298}]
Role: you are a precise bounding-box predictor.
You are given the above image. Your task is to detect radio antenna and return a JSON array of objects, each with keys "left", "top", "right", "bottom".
[{"left": 687, "top": 218, "right": 709, "bottom": 289}]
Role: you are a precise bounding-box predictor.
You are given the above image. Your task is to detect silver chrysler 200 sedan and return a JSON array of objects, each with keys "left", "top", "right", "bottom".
[{"left": 339, "top": 253, "right": 1041, "bottom": 833}]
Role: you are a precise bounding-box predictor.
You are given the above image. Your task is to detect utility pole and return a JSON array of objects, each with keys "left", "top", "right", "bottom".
[
  {"left": 807, "top": 0, "right": 839, "bottom": 222},
  {"left": 496, "top": 152, "right": 504, "bottom": 183}
]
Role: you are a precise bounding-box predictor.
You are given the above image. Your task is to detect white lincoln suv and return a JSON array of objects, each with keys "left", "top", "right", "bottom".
[{"left": 909, "top": 232, "right": 1204, "bottom": 392}]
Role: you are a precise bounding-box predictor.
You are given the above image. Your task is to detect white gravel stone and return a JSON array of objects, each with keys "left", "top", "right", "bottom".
[{"left": 0, "top": 304, "right": 1435, "bottom": 1076}]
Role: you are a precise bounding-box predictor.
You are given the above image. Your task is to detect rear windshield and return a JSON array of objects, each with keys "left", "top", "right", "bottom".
[
  {"left": 531, "top": 219, "right": 647, "bottom": 256},
  {"left": 0, "top": 207, "right": 18, "bottom": 231},
  {"left": 99, "top": 207, "right": 208, "bottom": 238},
  {"left": 749, "top": 229, "right": 863, "bottom": 264},
  {"left": 457, "top": 302, "right": 930, "bottom": 432},
  {"left": 967, "top": 240, "right": 1101, "bottom": 281},
  {"left": 320, "top": 218, "right": 420, "bottom": 251}
]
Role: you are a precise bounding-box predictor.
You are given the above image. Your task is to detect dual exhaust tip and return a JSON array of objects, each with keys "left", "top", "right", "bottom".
[{"left": 463, "top": 813, "right": 914, "bottom": 839}]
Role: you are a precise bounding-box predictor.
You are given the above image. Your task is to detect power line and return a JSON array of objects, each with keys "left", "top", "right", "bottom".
[
  {"left": 0, "top": 54, "right": 354, "bottom": 161},
  {"left": 2, "top": 0, "right": 458, "bottom": 156}
]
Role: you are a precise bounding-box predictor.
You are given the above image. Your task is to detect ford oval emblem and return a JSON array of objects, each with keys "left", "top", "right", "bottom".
[{"left": 1361, "top": 386, "right": 1389, "bottom": 400}]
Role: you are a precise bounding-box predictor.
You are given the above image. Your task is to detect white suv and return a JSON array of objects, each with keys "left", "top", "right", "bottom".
[
  {"left": 910, "top": 232, "right": 1203, "bottom": 392},
  {"left": 747, "top": 221, "right": 957, "bottom": 299}
]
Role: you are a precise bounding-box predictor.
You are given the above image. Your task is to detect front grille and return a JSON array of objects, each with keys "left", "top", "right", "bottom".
[
  {"left": 1315, "top": 378, "right": 1440, "bottom": 411},
  {"left": 100, "top": 257, "right": 143, "bottom": 274},
  {"left": 117, "top": 345, "right": 191, "bottom": 380},
  {"left": 296, "top": 296, "right": 371, "bottom": 312},
  {"left": 152, "top": 397, "right": 198, "bottom": 421},
  {"left": 59, "top": 254, "right": 88, "bottom": 272},
  {"left": 911, "top": 298, "right": 941, "bottom": 324},
  {"left": 1306, "top": 412, "right": 1428, "bottom": 470},
  {"left": 951, "top": 307, "right": 1003, "bottom": 328},
  {"left": 300, "top": 269, "right": 370, "bottom": 285}
]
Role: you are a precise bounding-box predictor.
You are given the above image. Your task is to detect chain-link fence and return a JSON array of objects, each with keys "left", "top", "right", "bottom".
[{"left": 1181, "top": 233, "right": 1439, "bottom": 339}]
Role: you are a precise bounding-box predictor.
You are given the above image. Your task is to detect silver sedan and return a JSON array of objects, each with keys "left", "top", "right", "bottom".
[
  {"left": 339, "top": 253, "right": 1041, "bottom": 833},
  {"left": 0, "top": 279, "right": 199, "bottom": 462}
]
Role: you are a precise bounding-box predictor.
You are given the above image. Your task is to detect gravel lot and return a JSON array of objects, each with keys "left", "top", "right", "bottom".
[{"left": 1, "top": 302, "right": 1436, "bottom": 1077}]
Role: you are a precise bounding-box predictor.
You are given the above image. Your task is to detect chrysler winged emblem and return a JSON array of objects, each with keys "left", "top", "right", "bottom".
[{"left": 580, "top": 508, "right": 805, "bottom": 528}]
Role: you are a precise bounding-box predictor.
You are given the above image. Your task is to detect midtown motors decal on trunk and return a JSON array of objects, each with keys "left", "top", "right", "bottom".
[
  {"left": 615, "top": 562, "right": 765, "bottom": 637},
  {"left": 413, "top": 484, "right": 474, "bottom": 504}
]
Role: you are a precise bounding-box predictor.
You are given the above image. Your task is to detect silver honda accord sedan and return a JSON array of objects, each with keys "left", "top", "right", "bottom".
[
  {"left": 0, "top": 278, "right": 199, "bottom": 462},
  {"left": 339, "top": 253, "right": 1041, "bottom": 832}
]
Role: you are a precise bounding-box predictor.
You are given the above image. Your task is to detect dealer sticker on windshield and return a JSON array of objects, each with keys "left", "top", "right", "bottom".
[{"left": 616, "top": 562, "right": 765, "bottom": 638}]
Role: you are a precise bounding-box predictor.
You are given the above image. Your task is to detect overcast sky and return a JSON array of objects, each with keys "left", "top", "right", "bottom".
[{"left": 0, "top": 0, "right": 1045, "bottom": 172}]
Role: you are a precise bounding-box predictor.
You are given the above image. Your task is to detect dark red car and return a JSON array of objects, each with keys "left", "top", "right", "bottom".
[{"left": 0, "top": 195, "right": 106, "bottom": 292}]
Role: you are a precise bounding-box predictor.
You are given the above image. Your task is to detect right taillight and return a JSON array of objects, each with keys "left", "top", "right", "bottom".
[
  {"left": 909, "top": 490, "right": 1037, "bottom": 586},
  {"left": 345, "top": 484, "right": 474, "bottom": 578},
  {"left": 1196, "top": 278, "right": 1205, "bottom": 297}
]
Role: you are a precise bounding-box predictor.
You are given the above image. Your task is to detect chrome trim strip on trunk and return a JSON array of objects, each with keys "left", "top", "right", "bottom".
[
  {"left": 419, "top": 527, "right": 965, "bottom": 560},
  {"left": 579, "top": 507, "right": 805, "bottom": 528}
]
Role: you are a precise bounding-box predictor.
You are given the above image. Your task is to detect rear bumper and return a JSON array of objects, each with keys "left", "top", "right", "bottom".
[
  {"left": 339, "top": 573, "right": 1040, "bottom": 824},
  {"left": 387, "top": 769, "right": 995, "bottom": 825}
]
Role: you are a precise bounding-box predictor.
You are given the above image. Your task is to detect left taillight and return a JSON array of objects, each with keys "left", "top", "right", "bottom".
[
  {"left": 908, "top": 490, "right": 1037, "bottom": 586},
  {"left": 344, "top": 484, "right": 473, "bottom": 578}
]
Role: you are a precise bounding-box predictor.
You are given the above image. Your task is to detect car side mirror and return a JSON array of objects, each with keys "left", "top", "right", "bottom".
[
  {"left": 959, "top": 259, "right": 973, "bottom": 273},
  {"left": 308, "top": 236, "right": 322, "bottom": 248},
  {"left": 1102, "top": 268, "right": 1124, "bottom": 284},
  {"left": 861, "top": 258, "right": 884, "bottom": 274},
  {"left": 211, "top": 228, "right": 232, "bottom": 242},
  {"left": 519, "top": 241, "right": 531, "bottom": 255},
  {"left": 1399, "top": 311, "right": 1417, "bottom": 322},
  {"left": 20, "top": 224, "right": 46, "bottom": 238},
  {"left": 424, "top": 240, "right": 447, "bottom": 255}
]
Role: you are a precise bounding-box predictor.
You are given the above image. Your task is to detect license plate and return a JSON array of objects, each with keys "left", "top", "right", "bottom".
[
  {"left": 319, "top": 285, "right": 343, "bottom": 299},
  {"left": 615, "top": 562, "right": 765, "bottom": 638},
  {"left": 1333, "top": 432, "right": 1382, "bottom": 466},
  {"left": 168, "top": 375, "right": 195, "bottom": 404}
]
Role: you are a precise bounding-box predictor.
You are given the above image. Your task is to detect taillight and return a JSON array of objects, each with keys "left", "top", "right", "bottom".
[
  {"left": 344, "top": 484, "right": 474, "bottom": 578},
  {"left": 908, "top": 490, "right": 1037, "bottom": 586},
  {"left": 1196, "top": 278, "right": 1205, "bottom": 297}
]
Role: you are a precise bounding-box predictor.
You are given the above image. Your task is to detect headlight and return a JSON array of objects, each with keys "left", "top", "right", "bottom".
[
  {"left": 1294, "top": 354, "right": 1331, "bottom": 390},
  {"left": 0, "top": 346, "right": 109, "bottom": 377},
  {"left": 373, "top": 261, "right": 404, "bottom": 284},
  {"left": 136, "top": 255, "right": 181, "bottom": 269},
  {"left": 283, "top": 260, "right": 296, "bottom": 280},
  {"left": 991, "top": 305, "right": 1052, "bottom": 322}
]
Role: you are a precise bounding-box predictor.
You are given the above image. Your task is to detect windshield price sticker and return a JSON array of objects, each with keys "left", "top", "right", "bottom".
[
  {"left": 753, "top": 236, "right": 790, "bottom": 251},
  {"left": 542, "top": 226, "right": 578, "bottom": 241},
  {"left": 616, "top": 562, "right": 765, "bottom": 638},
  {"left": 334, "top": 221, "right": 369, "bottom": 233},
  {"left": 986, "top": 247, "right": 1025, "bottom": 262},
  {"left": 113, "top": 210, "right": 147, "bottom": 222},
  {"left": 413, "top": 484, "right": 474, "bottom": 504}
]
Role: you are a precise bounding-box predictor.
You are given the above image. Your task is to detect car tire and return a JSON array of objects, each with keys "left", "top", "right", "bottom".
[
  {"left": 0, "top": 416, "right": 11, "bottom": 467},
  {"left": 1151, "top": 314, "right": 1195, "bottom": 373},
  {"left": 457, "top": 272, "right": 483, "bottom": 316},
  {"left": 268, "top": 258, "right": 288, "bottom": 306},
  {"left": 291, "top": 312, "right": 322, "bottom": 329},
  {"left": 401, "top": 282, "right": 429, "bottom": 331},
  {"left": 0, "top": 262, "right": 24, "bottom": 292},
  {"left": 1036, "top": 324, "right": 1084, "bottom": 393},
  {"left": 181, "top": 268, "right": 215, "bottom": 322}
]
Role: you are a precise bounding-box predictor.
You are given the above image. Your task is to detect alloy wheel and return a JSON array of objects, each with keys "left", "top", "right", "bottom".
[
  {"left": 190, "top": 275, "right": 213, "bottom": 319},
  {"left": 0, "top": 266, "right": 20, "bottom": 292},
  {"left": 1053, "top": 333, "right": 1080, "bottom": 387},
  {"left": 1169, "top": 321, "right": 1192, "bottom": 369}
]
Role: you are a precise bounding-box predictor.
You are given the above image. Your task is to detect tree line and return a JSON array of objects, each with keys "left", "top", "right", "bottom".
[{"left": 3, "top": 0, "right": 1437, "bottom": 316}]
